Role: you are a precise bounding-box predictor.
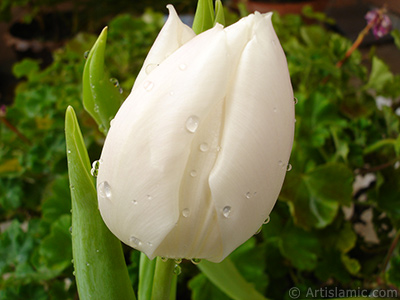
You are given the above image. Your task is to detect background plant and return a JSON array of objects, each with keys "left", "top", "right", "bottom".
[{"left": 0, "top": 5, "right": 399, "bottom": 300}]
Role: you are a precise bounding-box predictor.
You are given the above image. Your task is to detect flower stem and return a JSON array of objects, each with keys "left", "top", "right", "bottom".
[{"left": 151, "top": 257, "right": 177, "bottom": 300}]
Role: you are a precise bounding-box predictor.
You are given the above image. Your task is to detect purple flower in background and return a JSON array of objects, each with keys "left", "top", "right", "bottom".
[{"left": 365, "top": 9, "right": 392, "bottom": 39}]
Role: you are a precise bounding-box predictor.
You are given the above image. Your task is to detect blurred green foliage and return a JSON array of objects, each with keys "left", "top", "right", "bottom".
[{"left": 1, "top": 5, "right": 400, "bottom": 300}]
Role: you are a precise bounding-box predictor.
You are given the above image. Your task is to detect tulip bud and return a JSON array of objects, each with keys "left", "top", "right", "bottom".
[{"left": 97, "top": 5, "right": 295, "bottom": 263}]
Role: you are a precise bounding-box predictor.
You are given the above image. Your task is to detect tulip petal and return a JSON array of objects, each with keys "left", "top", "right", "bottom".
[
  {"left": 209, "top": 12, "right": 295, "bottom": 261},
  {"left": 133, "top": 5, "right": 196, "bottom": 89},
  {"left": 98, "top": 24, "right": 233, "bottom": 260}
]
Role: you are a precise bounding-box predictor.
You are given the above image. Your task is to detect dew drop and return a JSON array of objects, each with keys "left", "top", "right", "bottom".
[
  {"left": 145, "top": 63, "right": 158, "bottom": 74},
  {"left": 199, "top": 143, "right": 209, "bottom": 152},
  {"left": 182, "top": 208, "right": 190, "bottom": 218},
  {"left": 67, "top": 149, "right": 71, "bottom": 154},
  {"left": 147, "top": 194, "right": 152, "bottom": 200},
  {"left": 109, "top": 78, "right": 119, "bottom": 88},
  {"left": 69, "top": 226, "right": 72, "bottom": 233},
  {"left": 161, "top": 257, "right": 168, "bottom": 262},
  {"left": 263, "top": 216, "right": 270, "bottom": 224},
  {"left": 294, "top": 97, "right": 298, "bottom": 105},
  {"left": 271, "top": 39, "right": 276, "bottom": 46},
  {"left": 216, "top": 146, "right": 222, "bottom": 152},
  {"left": 173, "top": 264, "right": 182, "bottom": 275},
  {"left": 94, "top": 104, "right": 99, "bottom": 113},
  {"left": 84, "top": 50, "right": 90, "bottom": 59},
  {"left": 174, "top": 258, "right": 182, "bottom": 264},
  {"left": 71, "top": 259, "right": 74, "bottom": 264},
  {"left": 86, "top": 262, "right": 90, "bottom": 266},
  {"left": 255, "top": 226, "right": 262, "bottom": 235},
  {"left": 179, "top": 63, "right": 187, "bottom": 71},
  {"left": 273, "top": 107, "right": 277, "bottom": 113},
  {"left": 131, "top": 200, "right": 138, "bottom": 205},
  {"left": 190, "top": 170, "right": 197, "bottom": 177},
  {"left": 286, "top": 163, "right": 292, "bottom": 171},
  {"left": 96, "top": 249, "right": 100, "bottom": 253},
  {"left": 222, "top": 206, "right": 231, "bottom": 218},
  {"left": 245, "top": 192, "right": 252, "bottom": 199},
  {"left": 191, "top": 258, "right": 201, "bottom": 265},
  {"left": 278, "top": 160, "right": 284, "bottom": 168},
  {"left": 90, "top": 160, "right": 100, "bottom": 177},
  {"left": 73, "top": 271, "right": 76, "bottom": 276},
  {"left": 98, "top": 181, "right": 112, "bottom": 200},
  {"left": 147, "top": 242, "right": 153, "bottom": 247},
  {"left": 143, "top": 80, "right": 154, "bottom": 91},
  {"left": 185, "top": 115, "right": 199, "bottom": 133},
  {"left": 129, "top": 236, "right": 142, "bottom": 247}
]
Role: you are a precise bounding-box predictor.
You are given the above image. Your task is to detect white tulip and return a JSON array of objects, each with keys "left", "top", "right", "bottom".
[{"left": 97, "top": 5, "right": 294, "bottom": 263}]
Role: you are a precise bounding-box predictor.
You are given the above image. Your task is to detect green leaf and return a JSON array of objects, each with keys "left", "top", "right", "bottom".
[
  {"left": 192, "top": 0, "right": 215, "bottom": 34},
  {"left": 391, "top": 29, "right": 400, "bottom": 50},
  {"left": 280, "top": 225, "right": 320, "bottom": 271},
  {"left": 65, "top": 106, "right": 135, "bottom": 300},
  {"left": 367, "top": 56, "right": 394, "bottom": 92},
  {"left": 12, "top": 59, "right": 40, "bottom": 80},
  {"left": 82, "top": 27, "right": 124, "bottom": 134},
  {"left": 281, "top": 163, "right": 353, "bottom": 229},
  {"left": 214, "top": 0, "right": 225, "bottom": 27},
  {"left": 387, "top": 251, "right": 400, "bottom": 287},
  {"left": 197, "top": 258, "right": 268, "bottom": 300},
  {"left": 41, "top": 176, "right": 71, "bottom": 224},
  {"left": 189, "top": 273, "right": 231, "bottom": 300},
  {"left": 38, "top": 214, "right": 72, "bottom": 273}
]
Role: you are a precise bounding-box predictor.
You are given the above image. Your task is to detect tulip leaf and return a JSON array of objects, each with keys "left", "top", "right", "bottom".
[
  {"left": 65, "top": 106, "right": 135, "bottom": 300},
  {"left": 82, "top": 27, "right": 123, "bottom": 134},
  {"left": 192, "top": 0, "right": 215, "bottom": 34},
  {"left": 214, "top": 0, "right": 225, "bottom": 27},
  {"left": 197, "top": 258, "right": 268, "bottom": 300},
  {"left": 138, "top": 253, "right": 157, "bottom": 300}
]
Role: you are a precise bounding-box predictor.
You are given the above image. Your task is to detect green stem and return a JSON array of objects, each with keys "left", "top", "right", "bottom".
[
  {"left": 138, "top": 253, "right": 157, "bottom": 300},
  {"left": 151, "top": 258, "right": 177, "bottom": 300},
  {"left": 198, "top": 258, "right": 268, "bottom": 300}
]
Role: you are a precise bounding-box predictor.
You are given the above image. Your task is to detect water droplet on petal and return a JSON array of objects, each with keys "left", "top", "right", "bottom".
[
  {"left": 263, "top": 216, "right": 270, "bottom": 224},
  {"left": 173, "top": 264, "right": 182, "bottom": 275},
  {"left": 143, "top": 80, "right": 154, "bottom": 91},
  {"left": 191, "top": 258, "right": 201, "bottom": 265},
  {"left": 255, "top": 226, "right": 262, "bottom": 235},
  {"left": 145, "top": 63, "right": 158, "bottom": 74},
  {"left": 174, "top": 258, "right": 182, "bottom": 264},
  {"left": 179, "top": 63, "right": 187, "bottom": 71},
  {"left": 91, "top": 160, "right": 100, "bottom": 177},
  {"left": 131, "top": 200, "right": 138, "bottom": 205},
  {"left": 129, "top": 236, "right": 142, "bottom": 247},
  {"left": 271, "top": 39, "right": 276, "bottom": 46},
  {"left": 245, "top": 192, "right": 252, "bottom": 199},
  {"left": 185, "top": 115, "right": 199, "bottom": 133},
  {"left": 147, "top": 194, "right": 152, "bottom": 200},
  {"left": 190, "top": 170, "right": 197, "bottom": 177},
  {"left": 278, "top": 160, "right": 284, "bottom": 168},
  {"left": 216, "top": 146, "right": 222, "bottom": 152},
  {"left": 98, "top": 181, "right": 112, "bottom": 200},
  {"left": 222, "top": 206, "right": 231, "bottom": 218},
  {"left": 294, "top": 97, "right": 298, "bottom": 104},
  {"left": 273, "top": 107, "right": 277, "bottom": 113},
  {"left": 286, "top": 163, "right": 292, "bottom": 171},
  {"left": 199, "top": 143, "right": 209, "bottom": 152},
  {"left": 182, "top": 208, "right": 190, "bottom": 218},
  {"left": 84, "top": 50, "right": 90, "bottom": 59},
  {"left": 147, "top": 242, "right": 153, "bottom": 247}
]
